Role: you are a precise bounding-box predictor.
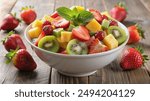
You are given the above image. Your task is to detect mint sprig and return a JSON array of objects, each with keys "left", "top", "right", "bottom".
[{"left": 56, "top": 7, "right": 94, "bottom": 25}]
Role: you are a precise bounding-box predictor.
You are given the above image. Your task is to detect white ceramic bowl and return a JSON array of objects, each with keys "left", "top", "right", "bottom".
[{"left": 24, "top": 22, "right": 129, "bottom": 77}]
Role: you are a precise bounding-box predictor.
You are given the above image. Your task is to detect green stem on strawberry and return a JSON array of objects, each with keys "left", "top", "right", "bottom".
[
  {"left": 1, "top": 31, "right": 15, "bottom": 44},
  {"left": 135, "top": 24, "right": 145, "bottom": 39},
  {"left": 117, "top": 2, "right": 128, "bottom": 11},
  {"left": 5, "top": 47, "right": 19, "bottom": 64}
]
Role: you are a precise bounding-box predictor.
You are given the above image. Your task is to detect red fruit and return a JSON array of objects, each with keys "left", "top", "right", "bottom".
[
  {"left": 120, "top": 47, "right": 149, "bottom": 70},
  {"left": 20, "top": 6, "right": 37, "bottom": 24},
  {"left": 110, "top": 2, "right": 127, "bottom": 22},
  {"left": 52, "top": 16, "right": 70, "bottom": 29},
  {"left": 2, "top": 31, "right": 26, "bottom": 52},
  {"left": 102, "top": 15, "right": 108, "bottom": 20},
  {"left": 34, "top": 32, "right": 45, "bottom": 46},
  {"left": 6, "top": 49, "right": 37, "bottom": 71},
  {"left": 51, "top": 11, "right": 59, "bottom": 18},
  {"left": 127, "top": 24, "right": 145, "bottom": 44},
  {"left": 95, "top": 31, "right": 106, "bottom": 41},
  {"left": 42, "top": 25, "right": 53, "bottom": 35},
  {"left": 89, "top": 38, "right": 109, "bottom": 54},
  {"left": 0, "top": 14, "right": 19, "bottom": 31},
  {"left": 89, "top": 9, "right": 103, "bottom": 23},
  {"left": 110, "top": 20, "right": 118, "bottom": 26},
  {"left": 72, "top": 26, "right": 90, "bottom": 41},
  {"left": 42, "top": 20, "right": 51, "bottom": 28}
]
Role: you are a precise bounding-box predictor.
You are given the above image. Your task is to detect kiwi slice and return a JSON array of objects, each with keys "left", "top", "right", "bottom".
[
  {"left": 68, "top": 24, "right": 76, "bottom": 31},
  {"left": 53, "top": 28, "right": 64, "bottom": 37},
  {"left": 38, "top": 36, "right": 59, "bottom": 53},
  {"left": 102, "top": 19, "right": 110, "bottom": 30},
  {"left": 67, "top": 39, "right": 88, "bottom": 55},
  {"left": 108, "top": 26, "right": 127, "bottom": 45}
]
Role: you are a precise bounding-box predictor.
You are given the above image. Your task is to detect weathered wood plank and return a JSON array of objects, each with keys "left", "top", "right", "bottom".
[{"left": 0, "top": 0, "right": 55, "bottom": 84}]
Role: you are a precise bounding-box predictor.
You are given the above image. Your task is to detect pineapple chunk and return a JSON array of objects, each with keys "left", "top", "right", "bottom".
[
  {"left": 60, "top": 31, "right": 72, "bottom": 42},
  {"left": 76, "top": 6, "right": 85, "bottom": 12},
  {"left": 86, "top": 19, "right": 102, "bottom": 33},
  {"left": 41, "top": 15, "right": 54, "bottom": 23},
  {"left": 57, "top": 38, "right": 68, "bottom": 49},
  {"left": 32, "top": 19, "right": 43, "bottom": 28},
  {"left": 103, "top": 34, "right": 118, "bottom": 49},
  {"left": 28, "top": 27, "right": 42, "bottom": 39}
]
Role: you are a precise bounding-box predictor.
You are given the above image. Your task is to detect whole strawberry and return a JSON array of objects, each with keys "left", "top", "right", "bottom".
[
  {"left": 0, "top": 13, "right": 20, "bottom": 31},
  {"left": 6, "top": 48, "right": 37, "bottom": 71},
  {"left": 120, "top": 47, "right": 149, "bottom": 70},
  {"left": 110, "top": 2, "right": 127, "bottom": 22},
  {"left": 20, "top": 6, "right": 37, "bottom": 24},
  {"left": 2, "top": 31, "right": 26, "bottom": 52},
  {"left": 128, "top": 24, "right": 145, "bottom": 44}
]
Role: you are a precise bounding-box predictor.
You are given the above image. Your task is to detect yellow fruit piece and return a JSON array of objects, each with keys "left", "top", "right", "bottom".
[
  {"left": 103, "top": 34, "right": 118, "bottom": 49},
  {"left": 76, "top": 6, "right": 85, "bottom": 12},
  {"left": 32, "top": 19, "right": 43, "bottom": 28},
  {"left": 57, "top": 38, "right": 68, "bottom": 49},
  {"left": 86, "top": 19, "right": 102, "bottom": 33},
  {"left": 41, "top": 15, "right": 54, "bottom": 23},
  {"left": 101, "top": 11, "right": 116, "bottom": 21},
  {"left": 61, "top": 31, "right": 72, "bottom": 42},
  {"left": 28, "top": 27, "right": 42, "bottom": 39}
]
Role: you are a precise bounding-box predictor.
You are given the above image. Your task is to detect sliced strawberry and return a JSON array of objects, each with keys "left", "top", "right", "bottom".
[
  {"left": 34, "top": 32, "right": 46, "bottom": 46},
  {"left": 52, "top": 16, "right": 70, "bottom": 29},
  {"left": 89, "top": 38, "right": 109, "bottom": 54},
  {"left": 89, "top": 9, "right": 103, "bottom": 23},
  {"left": 72, "top": 26, "right": 90, "bottom": 41},
  {"left": 51, "top": 11, "right": 59, "bottom": 18}
]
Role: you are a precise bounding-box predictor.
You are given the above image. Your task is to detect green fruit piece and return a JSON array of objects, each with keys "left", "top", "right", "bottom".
[
  {"left": 38, "top": 36, "right": 59, "bottom": 53},
  {"left": 53, "top": 28, "right": 64, "bottom": 37},
  {"left": 102, "top": 19, "right": 110, "bottom": 30},
  {"left": 108, "top": 26, "right": 127, "bottom": 45},
  {"left": 68, "top": 24, "right": 76, "bottom": 31},
  {"left": 67, "top": 39, "right": 88, "bottom": 55}
]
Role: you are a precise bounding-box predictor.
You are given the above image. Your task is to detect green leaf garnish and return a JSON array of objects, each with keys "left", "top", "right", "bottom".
[{"left": 56, "top": 6, "right": 94, "bottom": 26}]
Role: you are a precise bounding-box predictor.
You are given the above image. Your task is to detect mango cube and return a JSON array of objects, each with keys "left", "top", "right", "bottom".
[
  {"left": 103, "top": 34, "right": 118, "bottom": 49},
  {"left": 60, "top": 31, "right": 72, "bottom": 42},
  {"left": 86, "top": 19, "right": 102, "bottom": 33},
  {"left": 32, "top": 19, "right": 43, "bottom": 28},
  {"left": 57, "top": 38, "right": 68, "bottom": 49},
  {"left": 70, "top": 6, "right": 85, "bottom": 12},
  {"left": 42, "top": 15, "right": 54, "bottom": 23},
  {"left": 28, "top": 27, "right": 42, "bottom": 39}
]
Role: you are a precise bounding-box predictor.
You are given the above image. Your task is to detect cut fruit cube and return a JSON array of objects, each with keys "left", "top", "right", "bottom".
[
  {"left": 28, "top": 27, "right": 42, "bottom": 39},
  {"left": 101, "top": 11, "right": 116, "bottom": 21},
  {"left": 102, "top": 19, "right": 110, "bottom": 30},
  {"left": 32, "top": 19, "right": 43, "bottom": 28},
  {"left": 53, "top": 28, "right": 64, "bottom": 37},
  {"left": 103, "top": 34, "right": 118, "bottom": 49},
  {"left": 61, "top": 31, "right": 72, "bottom": 42},
  {"left": 86, "top": 19, "right": 102, "bottom": 33},
  {"left": 57, "top": 38, "right": 68, "bottom": 49},
  {"left": 41, "top": 15, "right": 54, "bottom": 23},
  {"left": 70, "top": 6, "right": 85, "bottom": 12}
]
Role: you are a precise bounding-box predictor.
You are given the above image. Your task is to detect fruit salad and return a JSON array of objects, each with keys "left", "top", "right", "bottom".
[{"left": 27, "top": 6, "right": 127, "bottom": 55}]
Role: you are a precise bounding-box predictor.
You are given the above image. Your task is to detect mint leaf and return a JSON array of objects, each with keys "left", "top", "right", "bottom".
[
  {"left": 56, "top": 7, "right": 75, "bottom": 21},
  {"left": 77, "top": 10, "right": 94, "bottom": 24}
]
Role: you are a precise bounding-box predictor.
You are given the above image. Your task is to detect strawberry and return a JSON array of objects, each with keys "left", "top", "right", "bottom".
[
  {"left": 42, "top": 25, "right": 53, "bottom": 35},
  {"left": 34, "top": 32, "right": 45, "bottom": 46},
  {"left": 20, "top": 6, "right": 37, "bottom": 24},
  {"left": 2, "top": 31, "right": 26, "bottom": 52},
  {"left": 89, "top": 9, "right": 103, "bottom": 23},
  {"left": 110, "top": 2, "right": 127, "bottom": 22},
  {"left": 51, "top": 11, "right": 59, "bottom": 18},
  {"left": 52, "top": 16, "right": 70, "bottom": 29},
  {"left": 120, "top": 47, "right": 149, "bottom": 70},
  {"left": 0, "top": 13, "right": 20, "bottom": 31},
  {"left": 127, "top": 24, "right": 145, "bottom": 44},
  {"left": 42, "top": 20, "right": 51, "bottom": 28},
  {"left": 5, "top": 48, "right": 37, "bottom": 71},
  {"left": 89, "top": 38, "right": 109, "bottom": 54}
]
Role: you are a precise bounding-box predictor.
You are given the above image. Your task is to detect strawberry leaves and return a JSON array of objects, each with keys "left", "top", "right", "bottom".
[{"left": 56, "top": 7, "right": 94, "bottom": 25}]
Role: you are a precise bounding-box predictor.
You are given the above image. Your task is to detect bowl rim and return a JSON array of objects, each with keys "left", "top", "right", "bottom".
[{"left": 24, "top": 22, "right": 129, "bottom": 58}]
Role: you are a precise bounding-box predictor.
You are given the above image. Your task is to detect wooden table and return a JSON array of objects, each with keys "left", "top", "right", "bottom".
[{"left": 0, "top": 0, "right": 150, "bottom": 84}]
